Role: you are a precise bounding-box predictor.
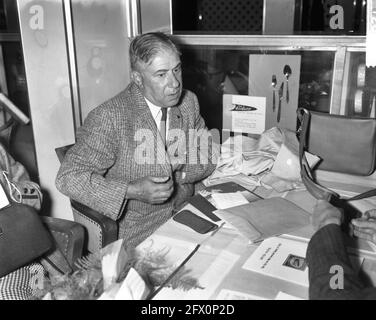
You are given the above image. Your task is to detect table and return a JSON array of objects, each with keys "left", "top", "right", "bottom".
[{"left": 136, "top": 187, "right": 376, "bottom": 300}]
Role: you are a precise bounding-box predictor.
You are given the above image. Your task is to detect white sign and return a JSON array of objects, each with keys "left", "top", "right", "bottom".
[{"left": 223, "top": 94, "right": 266, "bottom": 135}]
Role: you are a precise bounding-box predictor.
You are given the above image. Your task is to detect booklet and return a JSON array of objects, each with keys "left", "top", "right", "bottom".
[
  {"left": 243, "top": 236, "right": 364, "bottom": 287},
  {"left": 243, "top": 236, "right": 310, "bottom": 287},
  {"left": 214, "top": 197, "right": 310, "bottom": 243}
]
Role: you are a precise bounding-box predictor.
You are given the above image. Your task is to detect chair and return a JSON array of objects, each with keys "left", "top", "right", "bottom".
[
  {"left": 55, "top": 144, "right": 118, "bottom": 253},
  {"left": 0, "top": 214, "right": 85, "bottom": 300},
  {"left": 42, "top": 216, "right": 84, "bottom": 269}
]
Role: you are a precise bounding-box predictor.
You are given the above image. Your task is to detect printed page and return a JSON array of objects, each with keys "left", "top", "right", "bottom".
[
  {"left": 211, "top": 192, "right": 249, "bottom": 209},
  {"left": 242, "top": 236, "right": 309, "bottom": 287},
  {"left": 0, "top": 183, "right": 10, "bottom": 209}
]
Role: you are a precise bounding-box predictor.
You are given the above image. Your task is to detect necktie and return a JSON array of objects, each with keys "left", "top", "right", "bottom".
[{"left": 159, "top": 107, "right": 168, "bottom": 146}]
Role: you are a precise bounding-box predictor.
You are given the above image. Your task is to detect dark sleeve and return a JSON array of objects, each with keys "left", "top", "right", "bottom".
[{"left": 307, "top": 224, "right": 376, "bottom": 300}]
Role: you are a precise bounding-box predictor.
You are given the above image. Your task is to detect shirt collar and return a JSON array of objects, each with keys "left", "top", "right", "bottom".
[{"left": 144, "top": 97, "right": 168, "bottom": 121}]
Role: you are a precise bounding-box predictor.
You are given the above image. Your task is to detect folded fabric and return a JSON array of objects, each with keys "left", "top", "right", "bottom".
[{"left": 214, "top": 197, "right": 310, "bottom": 243}]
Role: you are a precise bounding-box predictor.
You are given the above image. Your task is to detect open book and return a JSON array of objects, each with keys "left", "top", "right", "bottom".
[{"left": 214, "top": 197, "right": 310, "bottom": 243}]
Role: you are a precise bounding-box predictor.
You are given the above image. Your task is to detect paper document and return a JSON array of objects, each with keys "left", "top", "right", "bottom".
[
  {"left": 223, "top": 94, "right": 266, "bottom": 134},
  {"left": 214, "top": 197, "right": 310, "bottom": 243},
  {"left": 0, "top": 183, "right": 10, "bottom": 210},
  {"left": 243, "top": 236, "right": 310, "bottom": 287},
  {"left": 115, "top": 268, "right": 149, "bottom": 300},
  {"left": 216, "top": 289, "right": 268, "bottom": 300},
  {"left": 211, "top": 192, "right": 249, "bottom": 209},
  {"left": 275, "top": 291, "right": 304, "bottom": 300},
  {"left": 243, "top": 236, "right": 364, "bottom": 287}
]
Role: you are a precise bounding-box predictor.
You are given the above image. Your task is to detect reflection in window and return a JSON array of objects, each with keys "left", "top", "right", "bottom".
[
  {"left": 181, "top": 47, "right": 335, "bottom": 131},
  {"left": 172, "top": 0, "right": 366, "bottom": 35},
  {"left": 0, "top": 0, "right": 20, "bottom": 33},
  {"left": 342, "top": 52, "right": 376, "bottom": 117}
]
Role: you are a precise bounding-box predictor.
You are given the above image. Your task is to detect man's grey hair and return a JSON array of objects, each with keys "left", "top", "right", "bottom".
[{"left": 129, "top": 32, "right": 181, "bottom": 71}]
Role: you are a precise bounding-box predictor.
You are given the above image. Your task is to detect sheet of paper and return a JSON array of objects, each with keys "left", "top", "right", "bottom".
[
  {"left": 223, "top": 94, "right": 266, "bottom": 134},
  {"left": 0, "top": 183, "right": 9, "bottom": 209},
  {"left": 274, "top": 291, "right": 304, "bottom": 300},
  {"left": 211, "top": 192, "right": 249, "bottom": 209},
  {"left": 248, "top": 54, "right": 301, "bottom": 131},
  {"left": 216, "top": 289, "right": 268, "bottom": 300},
  {"left": 154, "top": 251, "right": 239, "bottom": 300},
  {"left": 242, "top": 236, "right": 309, "bottom": 287},
  {"left": 115, "top": 268, "right": 149, "bottom": 300},
  {"left": 136, "top": 234, "right": 197, "bottom": 269}
]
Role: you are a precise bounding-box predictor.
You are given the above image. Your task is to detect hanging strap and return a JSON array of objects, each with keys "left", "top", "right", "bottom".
[{"left": 297, "top": 108, "right": 376, "bottom": 202}]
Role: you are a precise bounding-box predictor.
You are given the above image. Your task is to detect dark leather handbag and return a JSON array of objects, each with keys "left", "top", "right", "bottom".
[
  {"left": 298, "top": 108, "right": 376, "bottom": 176},
  {"left": 297, "top": 108, "right": 376, "bottom": 228},
  {"left": 0, "top": 203, "right": 53, "bottom": 278}
]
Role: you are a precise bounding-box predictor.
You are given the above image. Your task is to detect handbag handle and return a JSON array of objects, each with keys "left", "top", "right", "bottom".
[
  {"left": 297, "top": 108, "right": 376, "bottom": 202},
  {"left": 298, "top": 108, "right": 339, "bottom": 202}
]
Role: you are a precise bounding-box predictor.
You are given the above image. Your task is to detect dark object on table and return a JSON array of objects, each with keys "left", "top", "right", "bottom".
[{"left": 173, "top": 210, "right": 218, "bottom": 234}]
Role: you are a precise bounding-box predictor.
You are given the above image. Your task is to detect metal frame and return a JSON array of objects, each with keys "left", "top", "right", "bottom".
[
  {"left": 125, "top": 0, "right": 141, "bottom": 38},
  {"left": 174, "top": 35, "right": 366, "bottom": 51},
  {"left": 174, "top": 34, "right": 366, "bottom": 115},
  {"left": 63, "top": 0, "right": 82, "bottom": 133}
]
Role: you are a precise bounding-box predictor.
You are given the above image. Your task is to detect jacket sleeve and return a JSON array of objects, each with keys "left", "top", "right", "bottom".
[
  {"left": 179, "top": 92, "right": 220, "bottom": 184},
  {"left": 307, "top": 224, "right": 376, "bottom": 300},
  {"left": 55, "top": 106, "right": 128, "bottom": 220}
]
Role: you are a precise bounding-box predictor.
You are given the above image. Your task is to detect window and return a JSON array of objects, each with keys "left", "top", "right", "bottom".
[
  {"left": 181, "top": 46, "right": 335, "bottom": 131},
  {"left": 172, "top": 0, "right": 367, "bottom": 35}
]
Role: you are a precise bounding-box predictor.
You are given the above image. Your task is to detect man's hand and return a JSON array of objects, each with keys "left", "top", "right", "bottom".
[
  {"left": 127, "top": 176, "right": 174, "bottom": 204},
  {"left": 351, "top": 209, "right": 376, "bottom": 244},
  {"left": 311, "top": 200, "right": 343, "bottom": 231}
]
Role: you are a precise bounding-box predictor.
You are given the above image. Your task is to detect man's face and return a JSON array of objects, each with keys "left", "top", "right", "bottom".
[{"left": 134, "top": 48, "right": 182, "bottom": 108}]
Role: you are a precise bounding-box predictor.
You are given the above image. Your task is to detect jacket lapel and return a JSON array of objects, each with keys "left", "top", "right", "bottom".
[{"left": 131, "top": 83, "right": 172, "bottom": 176}]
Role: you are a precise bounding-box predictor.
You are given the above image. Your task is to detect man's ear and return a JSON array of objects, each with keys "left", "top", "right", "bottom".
[{"left": 132, "top": 71, "right": 143, "bottom": 87}]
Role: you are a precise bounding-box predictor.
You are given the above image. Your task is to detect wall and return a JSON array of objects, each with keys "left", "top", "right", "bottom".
[
  {"left": 71, "top": 0, "right": 130, "bottom": 121},
  {"left": 17, "top": 0, "right": 75, "bottom": 219},
  {"left": 18, "top": 0, "right": 130, "bottom": 219}
]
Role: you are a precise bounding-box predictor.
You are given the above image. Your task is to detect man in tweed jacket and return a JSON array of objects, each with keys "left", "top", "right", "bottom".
[{"left": 56, "top": 33, "right": 219, "bottom": 247}]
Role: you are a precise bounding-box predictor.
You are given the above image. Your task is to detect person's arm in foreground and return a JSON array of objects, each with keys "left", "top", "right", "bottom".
[{"left": 307, "top": 200, "right": 376, "bottom": 299}]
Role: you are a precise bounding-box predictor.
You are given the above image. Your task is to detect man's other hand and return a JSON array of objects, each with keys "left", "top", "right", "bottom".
[
  {"left": 351, "top": 209, "right": 376, "bottom": 244},
  {"left": 311, "top": 200, "right": 343, "bottom": 231},
  {"left": 127, "top": 176, "right": 174, "bottom": 204}
]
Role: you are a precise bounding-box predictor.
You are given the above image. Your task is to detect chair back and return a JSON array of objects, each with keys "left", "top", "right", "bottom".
[
  {"left": 54, "top": 143, "right": 118, "bottom": 253},
  {"left": 55, "top": 144, "right": 74, "bottom": 164}
]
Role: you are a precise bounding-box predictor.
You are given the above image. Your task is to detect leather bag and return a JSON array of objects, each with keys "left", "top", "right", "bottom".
[
  {"left": 297, "top": 108, "right": 376, "bottom": 228},
  {"left": 298, "top": 108, "right": 376, "bottom": 176},
  {"left": 0, "top": 203, "right": 53, "bottom": 278}
]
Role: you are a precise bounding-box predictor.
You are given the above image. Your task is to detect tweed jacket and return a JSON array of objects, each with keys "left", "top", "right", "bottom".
[
  {"left": 56, "top": 82, "right": 218, "bottom": 247},
  {"left": 307, "top": 224, "right": 376, "bottom": 299}
]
